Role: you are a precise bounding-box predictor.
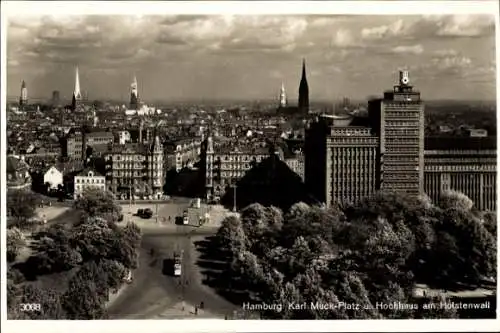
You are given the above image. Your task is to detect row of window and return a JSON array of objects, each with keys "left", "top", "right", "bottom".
[
  {"left": 215, "top": 155, "right": 265, "bottom": 162},
  {"left": 329, "top": 138, "right": 378, "bottom": 144},
  {"left": 425, "top": 165, "right": 496, "bottom": 172},
  {"left": 75, "top": 184, "right": 105, "bottom": 190},
  {"left": 75, "top": 177, "right": 105, "bottom": 184}
]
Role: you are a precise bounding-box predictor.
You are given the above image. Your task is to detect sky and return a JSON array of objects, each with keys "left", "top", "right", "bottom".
[{"left": 6, "top": 14, "right": 497, "bottom": 103}]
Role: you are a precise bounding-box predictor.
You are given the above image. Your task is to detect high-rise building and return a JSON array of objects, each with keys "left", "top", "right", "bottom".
[
  {"left": 305, "top": 70, "right": 424, "bottom": 206},
  {"left": 52, "top": 90, "right": 60, "bottom": 105},
  {"left": 368, "top": 70, "right": 425, "bottom": 197},
  {"left": 72, "top": 66, "right": 82, "bottom": 111},
  {"left": 298, "top": 58, "right": 309, "bottom": 114},
  {"left": 130, "top": 76, "right": 139, "bottom": 110},
  {"left": 305, "top": 114, "right": 379, "bottom": 205},
  {"left": 279, "top": 82, "right": 287, "bottom": 107},
  {"left": 19, "top": 80, "right": 28, "bottom": 106}
]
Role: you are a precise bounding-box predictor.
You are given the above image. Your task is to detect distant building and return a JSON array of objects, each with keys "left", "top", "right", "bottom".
[
  {"left": 424, "top": 136, "right": 496, "bottom": 211},
  {"left": 42, "top": 165, "right": 64, "bottom": 190},
  {"left": 202, "top": 136, "right": 271, "bottom": 201},
  {"left": 129, "top": 76, "right": 139, "bottom": 110},
  {"left": 164, "top": 138, "right": 202, "bottom": 172},
  {"left": 6, "top": 155, "right": 32, "bottom": 190},
  {"left": 74, "top": 168, "right": 106, "bottom": 199},
  {"left": 64, "top": 130, "right": 114, "bottom": 161},
  {"left": 104, "top": 137, "right": 164, "bottom": 199},
  {"left": 52, "top": 90, "right": 60, "bottom": 105},
  {"left": 284, "top": 150, "right": 305, "bottom": 181},
  {"left": 19, "top": 80, "right": 28, "bottom": 106},
  {"left": 71, "top": 66, "right": 83, "bottom": 111},
  {"left": 117, "top": 131, "right": 131, "bottom": 145}
]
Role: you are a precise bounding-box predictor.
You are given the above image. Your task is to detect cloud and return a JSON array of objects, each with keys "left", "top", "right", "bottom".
[
  {"left": 391, "top": 44, "right": 424, "bottom": 55},
  {"left": 331, "top": 29, "right": 356, "bottom": 47},
  {"left": 361, "top": 15, "right": 494, "bottom": 41},
  {"left": 361, "top": 19, "right": 406, "bottom": 40}
]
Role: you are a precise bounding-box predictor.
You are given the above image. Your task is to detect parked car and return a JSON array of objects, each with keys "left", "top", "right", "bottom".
[{"left": 137, "top": 208, "right": 153, "bottom": 219}]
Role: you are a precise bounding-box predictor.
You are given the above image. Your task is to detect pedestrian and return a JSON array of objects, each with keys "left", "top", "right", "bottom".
[
  {"left": 200, "top": 301, "right": 204, "bottom": 309},
  {"left": 194, "top": 306, "right": 198, "bottom": 315}
]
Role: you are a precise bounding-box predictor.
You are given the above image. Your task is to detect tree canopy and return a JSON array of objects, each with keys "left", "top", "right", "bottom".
[{"left": 204, "top": 190, "right": 494, "bottom": 319}]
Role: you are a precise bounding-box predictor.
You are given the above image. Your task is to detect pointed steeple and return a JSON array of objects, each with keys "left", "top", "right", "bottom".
[
  {"left": 74, "top": 66, "right": 82, "bottom": 100},
  {"left": 130, "top": 74, "right": 139, "bottom": 110},
  {"left": 21, "top": 80, "right": 26, "bottom": 89},
  {"left": 298, "top": 58, "right": 309, "bottom": 114},
  {"left": 279, "top": 81, "right": 287, "bottom": 107}
]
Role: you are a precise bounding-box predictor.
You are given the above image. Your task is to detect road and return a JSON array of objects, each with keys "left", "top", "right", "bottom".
[{"left": 107, "top": 226, "right": 238, "bottom": 319}]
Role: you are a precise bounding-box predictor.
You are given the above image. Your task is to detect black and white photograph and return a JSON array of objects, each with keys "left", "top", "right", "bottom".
[{"left": 2, "top": 0, "right": 499, "bottom": 331}]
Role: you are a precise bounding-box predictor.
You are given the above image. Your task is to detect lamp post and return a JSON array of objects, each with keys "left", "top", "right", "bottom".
[{"left": 230, "top": 183, "right": 237, "bottom": 212}]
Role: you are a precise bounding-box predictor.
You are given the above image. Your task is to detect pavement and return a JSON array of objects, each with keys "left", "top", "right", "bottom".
[
  {"left": 119, "top": 202, "right": 238, "bottom": 231},
  {"left": 107, "top": 228, "right": 239, "bottom": 319}
]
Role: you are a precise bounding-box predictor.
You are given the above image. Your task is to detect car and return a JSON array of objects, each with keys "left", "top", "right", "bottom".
[{"left": 137, "top": 208, "right": 153, "bottom": 219}]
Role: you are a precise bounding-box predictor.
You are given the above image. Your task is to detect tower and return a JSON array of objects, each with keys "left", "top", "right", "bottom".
[
  {"left": 52, "top": 90, "right": 60, "bottom": 106},
  {"left": 130, "top": 75, "right": 139, "bottom": 110},
  {"left": 279, "top": 82, "right": 287, "bottom": 107},
  {"left": 72, "top": 66, "right": 82, "bottom": 111},
  {"left": 19, "top": 80, "right": 28, "bottom": 106},
  {"left": 369, "top": 69, "right": 425, "bottom": 197},
  {"left": 298, "top": 58, "right": 309, "bottom": 114}
]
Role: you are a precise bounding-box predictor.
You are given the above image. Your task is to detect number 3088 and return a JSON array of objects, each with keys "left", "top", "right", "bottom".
[{"left": 20, "top": 303, "right": 41, "bottom": 312}]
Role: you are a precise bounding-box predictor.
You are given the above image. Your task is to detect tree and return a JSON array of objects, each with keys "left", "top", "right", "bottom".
[
  {"left": 7, "top": 227, "right": 26, "bottom": 262},
  {"left": 439, "top": 190, "right": 474, "bottom": 211},
  {"left": 7, "top": 189, "right": 41, "bottom": 229},
  {"left": 481, "top": 211, "right": 497, "bottom": 237},
  {"left": 216, "top": 215, "right": 248, "bottom": 255},
  {"left": 74, "top": 187, "right": 122, "bottom": 223},
  {"left": 8, "top": 284, "right": 66, "bottom": 319},
  {"left": 62, "top": 270, "right": 107, "bottom": 319}
]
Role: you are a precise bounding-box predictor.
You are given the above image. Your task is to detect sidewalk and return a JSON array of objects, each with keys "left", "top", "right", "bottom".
[{"left": 152, "top": 302, "right": 223, "bottom": 319}]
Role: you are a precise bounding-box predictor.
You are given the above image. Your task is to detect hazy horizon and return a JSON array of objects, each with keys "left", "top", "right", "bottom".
[{"left": 7, "top": 15, "right": 497, "bottom": 102}]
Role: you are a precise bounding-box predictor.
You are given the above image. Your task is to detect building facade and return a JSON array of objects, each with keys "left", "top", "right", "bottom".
[
  {"left": 43, "top": 165, "right": 64, "bottom": 190},
  {"left": 284, "top": 151, "right": 305, "bottom": 181},
  {"left": 74, "top": 168, "right": 106, "bottom": 199},
  {"left": 104, "top": 137, "right": 164, "bottom": 199},
  {"left": 368, "top": 70, "right": 425, "bottom": 197},
  {"left": 164, "top": 138, "right": 202, "bottom": 172},
  {"left": 424, "top": 137, "right": 496, "bottom": 211},
  {"left": 203, "top": 136, "right": 270, "bottom": 201}
]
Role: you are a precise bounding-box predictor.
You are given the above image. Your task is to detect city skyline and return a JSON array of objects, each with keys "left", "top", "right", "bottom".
[{"left": 6, "top": 14, "right": 496, "bottom": 102}]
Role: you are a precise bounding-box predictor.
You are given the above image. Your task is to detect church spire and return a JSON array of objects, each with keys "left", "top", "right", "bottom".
[
  {"left": 74, "top": 66, "right": 82, "bottom": 100},
  {"left": 130, "top": 75, "right": 139, "bottom": 110},
  {"left": 298, "top": 58, "right": 309, "bottom": 114},
  {"left": 279, "top": 81, "right": 287, "bottom": 107},
  {"left": 71, "top": 66, "right": 82, "bottom": 111},
  {"left": 20, "top": 80, "right": 28, "bottom": 106}
]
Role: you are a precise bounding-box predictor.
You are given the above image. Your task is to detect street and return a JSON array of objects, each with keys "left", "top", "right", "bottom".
[{"left": 107, "top": 226, "right": 239, "bottom": 319}]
